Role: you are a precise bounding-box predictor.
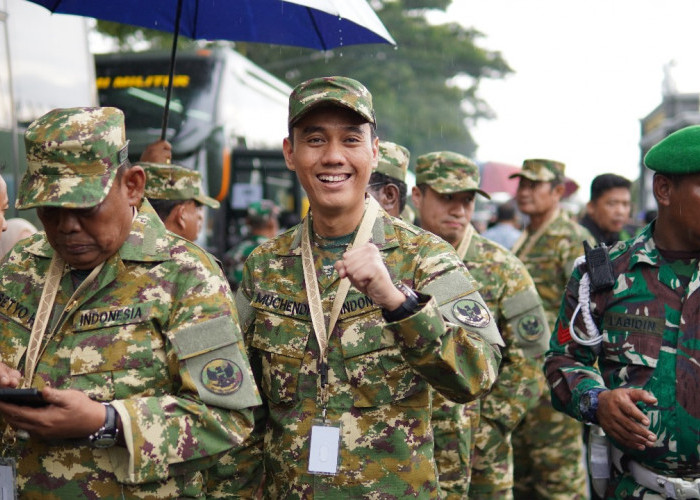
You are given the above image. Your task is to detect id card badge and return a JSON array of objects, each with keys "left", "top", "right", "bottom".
[
  {"left": 0, "top": 457, "right": 17, "bottom": 500},
  {"left": 307, "top": 419, "right": 341, "bottom": 475}
]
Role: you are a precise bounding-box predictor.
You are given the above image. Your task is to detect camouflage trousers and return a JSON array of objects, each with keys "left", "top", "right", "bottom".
[
  {"left": 512, "top": 393, "right": 587, "bottom": 500},
  {"left": 469, "top": 414, "right": 514, "bottom": 500}
]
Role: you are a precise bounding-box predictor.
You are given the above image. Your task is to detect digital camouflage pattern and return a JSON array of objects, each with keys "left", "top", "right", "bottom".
[
  {"left": 511, "top": 209, "right": 593, "bottom": 500},
  {"left": 433, "top": 229, "right": 549, "bottom": 499},
  {"left": 17, "top": 107, "right": 128, "bottom": 210},
  {"left": 223, "top": 233, "right": 270, "bottom": 291},
  {"left": 235, "top": 207, "right": 501, "bottom": 498},
  {"left": 546, "top": 223, "right": 700, "bottom": 498},
  {"left": 288, "top": 76, "right": 376, "bottom": 127},
  {"left": 142, "top": 162, "right": 220, "bottom": 208},
  {"left": 375, "top": 141, "right": 410, "bottom": 182},
  {"left": 415, "top": 151, "right": 490, "bottom": 198},
  {"left": 0, "top": 200, "right": 260, "bottom": 499},
  {"left": 509, "top": 158, "right": 565, "bottom": 183}
]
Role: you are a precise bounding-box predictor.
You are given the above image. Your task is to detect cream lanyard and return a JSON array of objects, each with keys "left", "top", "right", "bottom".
[
  {"left": 511, "top": 208, "right": 560, "bottom": 257},
  {"left": 22, "top": 254, "right": 103, "bottom": 388},
  {"left": 301, "top": 197, "right": 380, "bottom": 415},
  {"left": 455, "top": 223, "right": 475, "bottom": 261}
]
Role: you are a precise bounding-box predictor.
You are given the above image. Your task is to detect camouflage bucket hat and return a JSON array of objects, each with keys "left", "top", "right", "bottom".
[
  {"left": 415, "top": 151, "right": 490, "bottom": 198},
  {"left": 141, "top": 162, "right": 220, "bottom": 208},
  {"left": 509, "top": 158, "right": 565, "bottom": 182},
  {"left": 288, "top": 76, "right": 376, "bottom": 128},
  {"left": 17, "top": 107, "right": 129, "bottom": 210},
  {"left": 375, "top": 141, "right": 410, "bottom": 183}
]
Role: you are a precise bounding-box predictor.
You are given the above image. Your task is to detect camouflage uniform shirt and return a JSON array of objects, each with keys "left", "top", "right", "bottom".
[
  {"left": 546, "top": 223, "right": 700, "bottom": 495},
  {"left": 224, "top": 234, "right": 269, "bottom": 290},
  {"left": 236, "top": 208, "right": 501, "bottom": 499},
  {"left": 433, "top": 228, "right": 548, "bottom": 498},
  {"left": 0, "top": 201, "right": 261, "bottom": 499}
]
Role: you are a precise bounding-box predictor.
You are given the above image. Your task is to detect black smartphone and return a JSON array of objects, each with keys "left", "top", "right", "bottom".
[{"left": 0, "top": 388, "right": 47, "bottom": 408}]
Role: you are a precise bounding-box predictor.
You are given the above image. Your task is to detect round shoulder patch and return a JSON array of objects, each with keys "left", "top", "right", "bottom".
[
  {"left": 517, "top": 314, "right": 545, "bottom": 342},
  {"left": 201, "top": 358, "right": 243, "bottom": 395},
  {"left": 452, "top": 298, "right": 491, "bottom": 328}
]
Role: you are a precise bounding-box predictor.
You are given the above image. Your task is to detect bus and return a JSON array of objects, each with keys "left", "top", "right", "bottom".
[
  {"left": 0, "top": 0, "right": 96, "bottom": 223},
  {"left": 95, "top": 47, "right": 303, "bottom": 257}
]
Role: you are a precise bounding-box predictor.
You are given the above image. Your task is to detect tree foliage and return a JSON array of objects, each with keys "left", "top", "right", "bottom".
[{"left": 96, "top": 0, "right": 512, "bottom": 160}]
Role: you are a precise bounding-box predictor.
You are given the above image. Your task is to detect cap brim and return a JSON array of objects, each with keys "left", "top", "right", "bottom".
[
  {"left": 15, "top": 172, "right": 114, "bottom": 210},
  {"left": 195, "top": 194, "right": 220, "bottom": 209},
  {"left": 429, "top": 184, "right": 491, "bottom": 199},
  {"left": 290, "top": 99, "right": 375, "bottom": 128}
]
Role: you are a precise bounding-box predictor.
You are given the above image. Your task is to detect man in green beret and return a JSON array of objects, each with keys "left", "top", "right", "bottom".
[
  {"left": 141, "top": 162, "right": 220, "bottom": 242},
  {"left": 545, "top": 125, "right": 700, "bottom": 499},
  {"left": 232, "top": 76, "right": 502, "bottom": 498},
  {"left": 508, "top": 158, "right": 593, "bottom": 499},
  {"left": 223, "top": 199, "right": 280, "bottom": 291},
  {"left": 0, "top": 107, "right": 260, "bottom": 498},
  {"left": 412, "top": 151, "right": 548, "bottom": 499}
]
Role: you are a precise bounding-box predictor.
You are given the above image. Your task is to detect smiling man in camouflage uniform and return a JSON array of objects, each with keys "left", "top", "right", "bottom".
[
  {"left": 411, "top": 151, "right": 549, "bottom": 499},
  {"left": 0, "top": 107, "right": 260, "bottom": 499},
  {"left": 234, "top": 76, "right": 502, "bottom": 498},
  {"left": 509, "top": 159, "right": 593, "bottom": 499},
  {"left": 546, "top": 125, "right": 700, "bottom": 499}
]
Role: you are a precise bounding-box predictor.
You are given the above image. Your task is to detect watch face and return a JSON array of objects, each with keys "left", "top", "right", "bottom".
[{"left": 92, "top": 436, "right": 118, "bottom": 449}]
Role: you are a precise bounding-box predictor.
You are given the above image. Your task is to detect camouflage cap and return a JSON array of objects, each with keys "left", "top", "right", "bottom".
[
  {"left": 141, "top": 162, "right": 220, "bottom": 209},
  {"left": 509, "top": 158, "right": 565, "bottom": 183},
  {"left": 644, "top": 125, "right": 700, "bottom": 175},
  {"left": 415, "top": 151, "right": 490, "bottom": 198},
  {"left": 17, "top": 107, "right": 129, "bottom": 210},
  {"left": 248, "top": 200, "right": 279, "bottom": 220},
  {"left": 375, "top": 141, "right": 410, "bottom": 183},
  {"left": 288, "top": 76, "right": 376, "bottom": 128}
]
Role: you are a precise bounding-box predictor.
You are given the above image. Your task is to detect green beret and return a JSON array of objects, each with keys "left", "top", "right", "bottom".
[
  {"left": 288, "top": 76, "right": 375, "bottom": 128},
  {"left": 375, "top": 141, "right": 410, "bottom": 182},
  {"left": 644, "top": 125, "right": 700, "bottom": 175},
  {"left": 415, "top": 151, "right": 490, "bottom": 198}
]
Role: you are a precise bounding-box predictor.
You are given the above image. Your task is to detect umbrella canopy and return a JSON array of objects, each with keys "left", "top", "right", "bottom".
[
  {"left": 26, "top": 0, "right": 395, "bottom": 50},
  {"left": 26, "top": 0, "right": 396, "bottom": 138}
]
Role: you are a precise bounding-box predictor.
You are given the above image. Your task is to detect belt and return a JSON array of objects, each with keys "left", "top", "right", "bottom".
[{"left": 612, "top": 447, "right": 700, "bottom": 500}]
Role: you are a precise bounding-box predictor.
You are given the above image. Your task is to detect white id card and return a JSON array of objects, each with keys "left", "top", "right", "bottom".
[{"left": 308, "top": 421, "right": 341, "bottom": 475}]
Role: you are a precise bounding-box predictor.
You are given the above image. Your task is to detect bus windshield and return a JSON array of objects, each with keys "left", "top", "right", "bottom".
[{"left": 96, "top": 54, "right": 221, "bottom": 146}]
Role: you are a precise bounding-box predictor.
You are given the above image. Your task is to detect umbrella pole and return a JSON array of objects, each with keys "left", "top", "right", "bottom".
[{"left": 160, "top": 0, "right": 184, "bottom": 141}]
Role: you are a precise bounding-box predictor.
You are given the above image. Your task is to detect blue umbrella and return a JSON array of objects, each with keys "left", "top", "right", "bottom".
[{"left": 26, "top": 0, "right": 396, "bottom": 138}]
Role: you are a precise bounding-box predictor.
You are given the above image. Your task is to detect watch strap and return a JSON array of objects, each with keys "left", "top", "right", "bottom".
[{"left": 382, "top": 284, "right": 420, "bottom": 323}]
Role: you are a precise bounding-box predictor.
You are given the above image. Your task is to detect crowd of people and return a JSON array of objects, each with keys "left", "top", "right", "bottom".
[{"left": 0, "top": 75, "right": 696, "bottom": 500}]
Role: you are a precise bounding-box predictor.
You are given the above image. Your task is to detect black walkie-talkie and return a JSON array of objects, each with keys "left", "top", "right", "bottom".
[{"left": 583, "top": 240, "right": 615, "bottom": 292}]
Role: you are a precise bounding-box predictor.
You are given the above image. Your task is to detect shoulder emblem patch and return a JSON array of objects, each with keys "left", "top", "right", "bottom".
[
  {"left": 201, "top": 358, "right": 243, "bottom": 395},
  {"left": 517, "top": 314, "right": 545, "bottom": 341},
  {"left": 452, "top": 298, "right": 491, "bottom": 328}
]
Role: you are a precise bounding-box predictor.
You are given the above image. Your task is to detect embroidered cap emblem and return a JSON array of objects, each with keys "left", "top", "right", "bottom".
[
  {"left": 201, "top": 358, "right": 243, "bottom": 395},
  {"left": 452, "top": 298, "right": 491, "bottom": 328},
  {"left": 517, "top": 314, "right": 544, "bottom": 341}
]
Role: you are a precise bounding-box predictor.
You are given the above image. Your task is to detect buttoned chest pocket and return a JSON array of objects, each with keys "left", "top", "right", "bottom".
[
  {"left": 249, "top": 311, "right": 307, "bottom": 405},
  {"left": 69, "top": 323, "right": 165, "bottom": 402},
  {"left": 340, "top": 319, "right": 426, "bottom": 408},
  {"left": 601, "top": 313, "right": 664, "bottom": 369}
]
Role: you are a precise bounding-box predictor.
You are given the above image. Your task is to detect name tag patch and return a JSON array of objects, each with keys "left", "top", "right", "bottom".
[{"left": 604, "top": 312, "right": 665, "bottom": 336}]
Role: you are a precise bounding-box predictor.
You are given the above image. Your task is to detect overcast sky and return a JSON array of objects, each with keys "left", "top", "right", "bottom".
[{"left": 434, "top": 0, "right": 700, "bottom": 202}]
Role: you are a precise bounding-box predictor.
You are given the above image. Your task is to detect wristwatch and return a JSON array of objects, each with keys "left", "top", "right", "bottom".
[
  {"left": 89, "top": 402, "right": 119, "bottom": 449},
  {"left": 580, "top": 388, "right": 607, "bottom": 425},
  {"left": 382, "top": 282, "right": 420, "bottom": 323}
]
